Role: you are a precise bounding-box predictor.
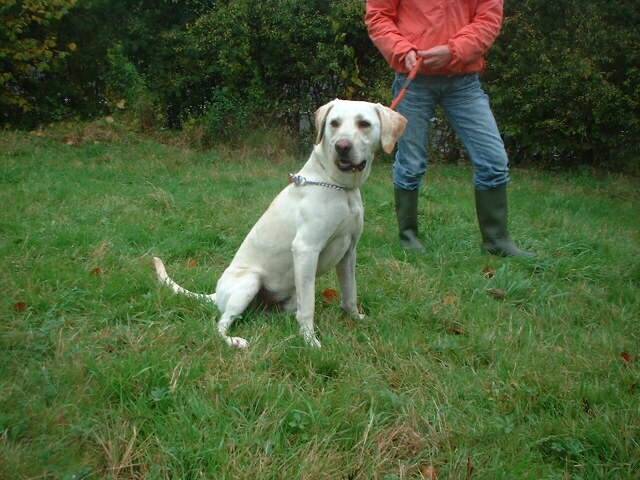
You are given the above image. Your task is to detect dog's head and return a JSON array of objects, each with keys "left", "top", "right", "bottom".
[{"left": 314, "top": 99, "right": 407, "bottom": 185}]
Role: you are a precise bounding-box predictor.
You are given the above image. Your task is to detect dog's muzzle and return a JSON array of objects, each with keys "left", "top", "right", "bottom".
[
  {"left": 336, "top": 158, "right": 367, "bottom": 172},
  {"left": 334, "top": 139, "right": 366, "bottom": 172}
]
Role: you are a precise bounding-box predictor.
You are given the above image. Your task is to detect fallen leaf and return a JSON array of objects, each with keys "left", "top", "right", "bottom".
[
  {"left": 466, "top": 456, "right": 474, "bottom": 479},
  {"left": 447, "top": 324, "right": 466, "bottom": 335},
  {"left": 420, "top": 464, "right": 438, "bottom": 479},
  {"left": 116, "top": 99, "right": 126, "bottom": 109},
  {"left": 56, "top": 412, "right": 68, "bottom": 426},
  {"left": 187, "top": 258, "right": 198, "bottom": 268},
  {"left": 14, "top": 302, "right": 27, "bottom": 312},
  {"left": 90, "top": 267, "right": 103, "bottom": 276},
  {"left": 482, "top": 266, "right": 496, "bottom": 278},
  {"left": 443, "top": 294, "right": 457, "bottom": 306},
  {"left": 322, "top": 288, "right": 339, "bottom": 303},
  {"left": 487, "top": 288, "right": 507, "bottom": 300},
  {"left": 621, "top": 352, "right": 635, "bottom": 363},
  {"left": 91, "top": 240, "right": 111, "bottom": 259}
]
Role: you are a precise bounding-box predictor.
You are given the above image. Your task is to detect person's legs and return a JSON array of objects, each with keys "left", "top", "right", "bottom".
[
  {"left": 441, "top": 74, "right": 534, "bottom": 257},
  {"left": 441, "top": 74, "right": 509, "bottom": 189},
  {"left": 392, "top": 74, "right": 437, "bottom": 251}
]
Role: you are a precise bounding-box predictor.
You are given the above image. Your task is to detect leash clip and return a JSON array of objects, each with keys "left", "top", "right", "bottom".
[{"left": 288, "top": 173, "right": 306, "bottom": 186}]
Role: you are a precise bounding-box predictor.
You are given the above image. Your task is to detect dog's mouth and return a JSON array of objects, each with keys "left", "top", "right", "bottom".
[{"left": 335, "top": 158, "right": 367, "bottom": 173}]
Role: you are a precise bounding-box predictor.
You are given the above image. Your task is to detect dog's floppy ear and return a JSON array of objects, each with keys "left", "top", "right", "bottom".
[
  {"left": 375, "top": 104, "right": 408, "bottom": 154},
  {"left": 314, "top": 100, "right": 337, "bottom": 145}
]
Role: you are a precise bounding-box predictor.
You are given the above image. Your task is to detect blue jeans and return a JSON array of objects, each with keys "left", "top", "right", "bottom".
[{"left": 392, "top": 73, "right": 510, "bottom": 191}]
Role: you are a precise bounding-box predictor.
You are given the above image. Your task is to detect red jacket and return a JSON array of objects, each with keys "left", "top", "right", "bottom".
[{"left": 365, "top": 0, "right": 503, "bottom": 75}]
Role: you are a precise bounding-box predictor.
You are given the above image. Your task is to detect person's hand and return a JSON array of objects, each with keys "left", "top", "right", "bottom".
[
  {"left": 404, "top": 50, "right": 418, "bottom": 71},
  {"left": 418, "top": 45, "right": 452, "bottom": 69}
]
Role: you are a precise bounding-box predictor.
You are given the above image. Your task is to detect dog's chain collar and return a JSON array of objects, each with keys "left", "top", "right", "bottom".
[{"left": 288, "top": 173, "right": 352, "bottom": 191}]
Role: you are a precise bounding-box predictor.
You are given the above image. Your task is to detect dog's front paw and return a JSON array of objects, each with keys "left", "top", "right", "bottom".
[
  {"left": 302, "top": 331, "right": 322, "bottom": 348},
  {"left": 227, "top": 336, "right": 249, "bottom": 349},
  {"left": 342, "top": 304, "right": 365, "bottom": 321}
]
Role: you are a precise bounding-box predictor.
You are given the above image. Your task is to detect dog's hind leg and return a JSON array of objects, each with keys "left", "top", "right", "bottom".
[
  {"left": 216, "top": 274, "right": 260, "bottom": 349},
  {"left": 281, "top": 294, "right": 297, "bottom": 313}
]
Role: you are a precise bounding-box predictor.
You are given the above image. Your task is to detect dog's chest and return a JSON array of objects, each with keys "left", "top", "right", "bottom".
[
  {"left": 339, "top": 194, "right": 364, "bottom": 234},
  {"left": 316, "top": 196, "right": 363, "bottom": 273}
]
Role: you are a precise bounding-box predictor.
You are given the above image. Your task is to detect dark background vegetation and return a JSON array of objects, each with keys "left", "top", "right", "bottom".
[{"left": 2, "top": 0, "right": 639, "bottom": 169}]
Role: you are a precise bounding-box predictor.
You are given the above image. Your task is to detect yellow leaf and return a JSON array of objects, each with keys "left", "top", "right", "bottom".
[{"left": 443, "top": 294, "right": 458, "bottom": 306}]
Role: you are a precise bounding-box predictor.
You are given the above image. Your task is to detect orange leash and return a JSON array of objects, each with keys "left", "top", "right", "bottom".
[{"left": 389, "top": 61, "right": 422, "bottom": 111}]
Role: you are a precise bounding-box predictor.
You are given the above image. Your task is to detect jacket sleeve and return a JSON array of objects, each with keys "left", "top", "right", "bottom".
[
  {"left": 365, "top": 0, "right": 416, "bottom": 72},
  {"left": 448, "top": 0, "right": 503, "bottom": 66}
]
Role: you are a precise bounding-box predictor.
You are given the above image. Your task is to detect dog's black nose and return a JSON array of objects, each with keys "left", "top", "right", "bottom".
[{"left": 335, "top": 139, "right": 353, "bottom": 157}]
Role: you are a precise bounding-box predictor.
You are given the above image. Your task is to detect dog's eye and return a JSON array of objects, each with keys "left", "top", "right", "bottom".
[
  {"left": 357, "top": 120, "right": 371, "bottom": 129},
  {"left": 330, "top": 119, "right": 341, "bottom": 128}
]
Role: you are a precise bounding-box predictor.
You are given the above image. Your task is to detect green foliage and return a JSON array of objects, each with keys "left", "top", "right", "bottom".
[
  {"left": 177, "top": 0, "right": 384, "bottom": 131},
  {"left": 486, "top": 0, "right": 640, "bottom": 166},
  {"left": 0, "top": 0, "right": 78, "bottom": 121},
  {"left": 105, "top": 43, "right": 160, "bottom": 130},
  {"left": 180, "top": 88, "right": 256, "bottom": 148},
  {"left": 1, "top": 0, "right": 639, "bottom": 167},
  {"left": 104, "top": 44, "right": 146, "bottom": 105},
  {"left": 201, "top": 88, "right": 254, "bottom": 142}
]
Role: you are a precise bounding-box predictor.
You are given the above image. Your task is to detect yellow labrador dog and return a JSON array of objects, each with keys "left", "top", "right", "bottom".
[{"left": 153, "top": 99, "right": 406, "bottom": 348}]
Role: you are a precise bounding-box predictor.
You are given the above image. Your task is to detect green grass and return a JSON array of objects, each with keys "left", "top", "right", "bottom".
[{"left": 1, "top": 126, "right": 639, "bottom": 479}]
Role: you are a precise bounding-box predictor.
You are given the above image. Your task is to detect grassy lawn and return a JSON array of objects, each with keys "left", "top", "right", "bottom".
[{"left": 1, "top": 125, "right": 638, "bottom": 479}]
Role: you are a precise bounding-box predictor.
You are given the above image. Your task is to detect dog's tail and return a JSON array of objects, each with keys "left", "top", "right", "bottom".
[{"left": 153, "top": 257, "right": 216, "bottom": 304}]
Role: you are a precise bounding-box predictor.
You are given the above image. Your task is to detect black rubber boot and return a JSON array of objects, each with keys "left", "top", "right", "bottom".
[
  {"left": 394, "top": 187, "right": 425, "bottom": 252},
  {"left": 475, "top": 185, "right": 535, "bottom": 257}
]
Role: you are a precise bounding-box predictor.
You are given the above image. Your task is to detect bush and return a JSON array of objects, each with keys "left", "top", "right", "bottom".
[
  {"left": 0, "top": 0, "right": 78, "bottom": 125},
  {"left": 104, "top": 45, "right": 146, "bottom": 106},
  {"left": 182, "top": 88, "right": 256, "bottom": 148},
  {"left": 486, "top": 0, "right": 640, "bottom": 167},
  {"left": 180, "top": 0, "right": 386, "bottom": 133},
  {"left": 2, "top": 0, "right": 638, "bottom": 168},
  {"left": 105, "top": 44, "right": 160, "bottom": 131}
]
